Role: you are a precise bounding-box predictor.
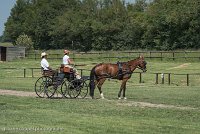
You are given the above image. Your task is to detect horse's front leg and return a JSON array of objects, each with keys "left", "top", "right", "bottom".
[
  {"left": 118, "top": 79, "right": 128, "bottom": 100},
  {"left": 118, "top": 80, "right": 126, "bottom": 99}
]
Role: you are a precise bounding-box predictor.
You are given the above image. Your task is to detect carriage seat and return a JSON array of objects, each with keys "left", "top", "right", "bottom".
[
  {"left": 41, "top": 68, "right": 55, "bottom": 76},
  {"left": 60, "top": 64, "right": 73, "bottom": 73}
]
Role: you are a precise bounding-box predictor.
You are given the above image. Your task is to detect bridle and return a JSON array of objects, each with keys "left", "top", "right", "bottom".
[{"left": 128, "top": 60, "right": 147, "bottom": 72}]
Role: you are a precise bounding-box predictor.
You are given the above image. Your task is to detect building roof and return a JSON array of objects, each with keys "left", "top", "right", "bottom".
[{"left": 0, "top": 42, "right": 14, "bottom": 47}]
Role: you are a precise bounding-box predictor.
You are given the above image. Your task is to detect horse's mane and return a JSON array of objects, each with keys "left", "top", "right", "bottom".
[{"left": 127, "top": 57, "right": 140, "bottom": 63}]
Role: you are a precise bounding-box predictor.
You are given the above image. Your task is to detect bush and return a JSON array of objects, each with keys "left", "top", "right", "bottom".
[{"left": 15, "top": 34, "right": 33, "bottom": 51}]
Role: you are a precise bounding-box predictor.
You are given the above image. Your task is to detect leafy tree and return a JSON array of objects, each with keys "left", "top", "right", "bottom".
[
  {"left": 3, "top": 0, "right": 33, "bottom": 42},
  {"left": 15, "top": 34, "right": 34, "bottom": 51},
  {"left": 3, "top": 0, "right": 200, "bottom": 51},
  {"left": 143, "top": 0, "right": 200, "bottom": 50}
]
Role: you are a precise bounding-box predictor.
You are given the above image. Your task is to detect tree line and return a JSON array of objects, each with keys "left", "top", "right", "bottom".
[{"left": 1, "top": 0, "right": 200, "bottom": 51}]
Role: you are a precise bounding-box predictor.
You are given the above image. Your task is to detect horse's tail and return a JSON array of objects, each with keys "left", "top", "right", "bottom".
[{"left": 89, "top": 66, "right": 96, "bottom": 98}]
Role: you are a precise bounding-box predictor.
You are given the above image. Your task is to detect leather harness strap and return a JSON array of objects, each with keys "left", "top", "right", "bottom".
[{"left": 117, "top": 62, "right": 123, "bottom": 80}]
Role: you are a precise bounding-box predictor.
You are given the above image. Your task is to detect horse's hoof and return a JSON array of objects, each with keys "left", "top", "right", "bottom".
[
  {"left": 100, "top": 93, "right": 104, "bottom": 99},
  {"left": 118, "top": 97, "right": 121, "bottom": 100},
  {"left": 123, "top": 97, "right": 127, "bottom": 100}
]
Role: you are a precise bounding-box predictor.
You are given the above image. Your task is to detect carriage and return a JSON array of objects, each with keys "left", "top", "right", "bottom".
[{"left": 34, "top": 65, "right": 89, "bottom": 99}]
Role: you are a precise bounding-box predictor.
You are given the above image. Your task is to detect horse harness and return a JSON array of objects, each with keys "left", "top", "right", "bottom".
[
  {"left": 117, "top": 62, "right": 132, "bottom": 80},
  {"left": 95, "top": 62, "right": 133, "bottom": 80}
]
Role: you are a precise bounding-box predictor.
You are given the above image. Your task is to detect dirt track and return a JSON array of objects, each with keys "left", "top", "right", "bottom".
[
  {"left": 0, "top": 89, "right": 198, "bottom": 110},
  {"left": 0, "top": 89, "right": 36, "bottom": 97}
]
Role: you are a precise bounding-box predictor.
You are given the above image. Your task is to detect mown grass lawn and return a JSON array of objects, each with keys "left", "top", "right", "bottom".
[
  {"left": 1, "top": 57, "right": 200, "bottom": 91},
  {"left": 1, "top": 54, "right": 200, "bottom": 133},
  {"left": 0, "top": 89, "right": 200, "bottom": 134}
]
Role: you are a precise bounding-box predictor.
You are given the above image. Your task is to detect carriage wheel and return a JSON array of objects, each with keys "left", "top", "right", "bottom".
[
  {"left": 67, "top": 79, "right": 82, "bottom": 98},
  {"left": 35, "top": 76, "right": 54, "bottom": 98},
  {"left": 77, "top": 80, "right": 88, "bottom": 99},
  {"left": 45, "top": 77, "right": 57, "bottom": 98},
  {"left": 60, "top": 80, "right": 70, "bottom": 98}
]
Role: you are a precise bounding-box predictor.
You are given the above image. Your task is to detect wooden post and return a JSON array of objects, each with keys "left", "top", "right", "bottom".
[
  {"left": 155, "top": 73, "right": 158, "bottom": 84},
  {"left": 173, "top": 52, "right": 175, "bottom": 61},
  {"left": 139, "top": 73, "right": 142, "bottom": 83},
  {"left": 161, "top": 73, "right": 164, "bottom": 84},
  {"left": 168, "top": 73, "right": 171, "bottom": 85},
  {"left": 187, "top": 74, "right": 189, "bottom": 86},
  {"left": 161, "top": 52, "right": 163, "bottom": 61},
  {"left": 24, "top": 69, "right": 26, "bottom": 78}
]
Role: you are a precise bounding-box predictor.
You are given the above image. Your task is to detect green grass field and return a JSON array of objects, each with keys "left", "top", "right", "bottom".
[
  {"left": 0, "top": 53, "right": 200, "bottom": 133},
  {"left": 1, "top": 86, "right": 200, "bottom": 134}
]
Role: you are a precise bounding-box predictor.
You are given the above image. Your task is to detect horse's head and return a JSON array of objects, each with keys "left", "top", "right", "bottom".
[
  {"left": 137, "top": 55, "right": 147, "bottom": 72},
  {"left": 127, "top": 55, "right": 147, "bottom": 72}
]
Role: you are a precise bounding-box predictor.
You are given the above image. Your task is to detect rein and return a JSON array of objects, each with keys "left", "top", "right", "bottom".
[
  {"left": 127, "top": 58, "right": 145, "bottom": 72},
  {"left": 136, "top": 66, "right": 143, "bottom": 70}
]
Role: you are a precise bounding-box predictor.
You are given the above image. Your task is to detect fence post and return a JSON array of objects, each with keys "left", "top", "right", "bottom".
[
  {"left": 187, "top": 74, "right": 189, "bottom": 86},
  {"left": 161, "top": 73, "right": 164, "bottom": 84},
  {"left": 168, "top": 73, "right": 171, "bottom": 85},
  {"left": 161, "top": 52, "right": 163, "bottom": 61},
  {"left": 155, "top": 73, "right": 158, "bottom": 84},
  {"left": 139, "top": 73, "right": 142, "bottom": 83},
  {"left": 173, "top": 52, "right": 175, "bottom": 61},
  {"left": 24, "top": 69, "right": 26, "bottom": 78},
  {"left": 32, "top": 68, "right": 34, "bottom": 77}
]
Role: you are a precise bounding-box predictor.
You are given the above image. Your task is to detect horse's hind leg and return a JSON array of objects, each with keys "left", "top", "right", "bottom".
[
  {"left": 118, "top": 86, "right": 123, "bottom": 99},
  {"left": 97, "top": 78, "right": 106, "bottom": 99},
  {"left": 122, "top": 82, "right": 127, "bottom": 100}
]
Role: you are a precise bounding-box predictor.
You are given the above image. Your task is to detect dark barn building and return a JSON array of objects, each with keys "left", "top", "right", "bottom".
[{"left": 0, "top": 45, "right": 25, "bottom": 61}]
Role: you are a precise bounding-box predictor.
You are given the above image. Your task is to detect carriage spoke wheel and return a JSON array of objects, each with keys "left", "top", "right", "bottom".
[
  {"left": 77, "top": 80, "right": 88, "bottom": 99},
  {"left": 68, "top": 79, "right": 82, "bottom": 98},
  {"left": 61, "top": 80, "right": 70, "bottom": 98},
  {"left": 35, "top": 76, "right": 54, "bottom": 98},
  {"left": 45, "top": 77, "right": 57, "bottom": 98}
]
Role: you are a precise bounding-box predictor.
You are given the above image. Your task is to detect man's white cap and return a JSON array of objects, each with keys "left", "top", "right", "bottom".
[{"left": 41, "top": 52, "right": 47, "bottom": 57}]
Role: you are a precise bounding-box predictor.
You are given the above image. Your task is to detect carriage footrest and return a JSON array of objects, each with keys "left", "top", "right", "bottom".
[{"left": 53, "top": 73, "right": 65, "bottom": 86}]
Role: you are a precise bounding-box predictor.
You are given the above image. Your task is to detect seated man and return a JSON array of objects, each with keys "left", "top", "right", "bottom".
[
  {"left": 41, "top": 52, "right": 57, "bottom": 76},
  {"left": 62, "top": 49, "right": 81, "bottom": 79}
]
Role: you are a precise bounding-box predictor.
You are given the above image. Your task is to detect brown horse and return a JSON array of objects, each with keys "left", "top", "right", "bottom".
[{"left": 89, "top": 56, "right": 147, "bottom": 99}]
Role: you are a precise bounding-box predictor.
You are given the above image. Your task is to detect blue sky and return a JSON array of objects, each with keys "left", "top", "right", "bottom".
[
  {"left": 0, "top": 0, "right": 16, "bottom": 36},
  {"left": 0, "top": 0, "right": 134, "bottom": 36}
]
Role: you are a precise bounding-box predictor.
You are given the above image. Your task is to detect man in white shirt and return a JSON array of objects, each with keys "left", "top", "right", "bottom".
[
  {"left": 41, "top": 52, "right": 56, "bottom": 76},
  {"left": 62, "top": 50, "right": 81, "bottom": 79},
  {"left": 41, "top": 52, "right": 50, "bottom": 70}
]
